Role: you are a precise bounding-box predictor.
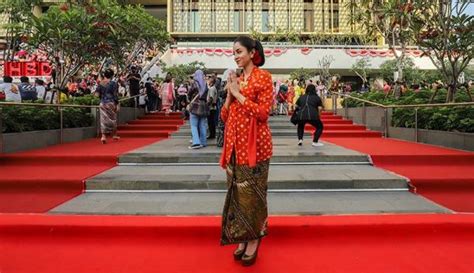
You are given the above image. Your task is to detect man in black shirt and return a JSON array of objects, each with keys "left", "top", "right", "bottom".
[{"left": 127, "top": 66, "right": 141, "bottom": 105}]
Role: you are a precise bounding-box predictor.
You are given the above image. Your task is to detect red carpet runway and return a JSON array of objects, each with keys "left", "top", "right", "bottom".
[
  {"left": 318, "top": 113, "right": 474, "bottom": 213},
  {"left": 0, "top": 214, "right": 472, "bottom": 273},
  {"left": 1, "top": 112, "right": 473, "bottom": 272},
  {"left": 0, "top": 112, "right": 182, "bottom": 213}
]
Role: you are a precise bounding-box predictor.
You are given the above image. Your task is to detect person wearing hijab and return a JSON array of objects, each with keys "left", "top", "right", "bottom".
[{"left": 187, "top": 69, "right": 209, "bottom": 149}]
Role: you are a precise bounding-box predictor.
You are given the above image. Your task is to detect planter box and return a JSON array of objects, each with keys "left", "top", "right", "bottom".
[
  {"left": 2, "top": 127, "right": 97, "bottom": 153},
  {"left": 1, "top": 107, "right": 146, "bottom": 153},
  {"left": 339, "top": 106, "right": 474, "bottom": 151},
  {"left": 337, "top": 106, "right": 391, "bottom": 132},
  {"left": 389, "top": 127, "right": 474, "bottom": 151}
]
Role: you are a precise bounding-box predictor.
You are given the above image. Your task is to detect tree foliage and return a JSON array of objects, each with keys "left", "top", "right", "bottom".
[
  {"left": 411, "top": 0, "right": 473, "bottom": 102},
  {"left": 349, "top": 0, "right": 416, "bottom": 82},
  {"left": 22, "top": 0, "right": 169, "bottom": 93},
  {"left": 378, "top": 58, "right": 425, "bottom": 84},
  {"left": 0, "top": 0, "right": 41, "bottom": 60},
  {"left": 289, "top": 68, "right": 316, "bottom": 83},
  {"left": 351, "top": 57, "right": 372, "bottom": 83},
  {"left": 161, "top": 61, "right": 207, "bottom": 86}
]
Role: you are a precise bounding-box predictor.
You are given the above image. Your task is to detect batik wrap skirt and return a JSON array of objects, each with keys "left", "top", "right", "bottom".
[
  {"left": 99, "top": 102, "right": 118, "bottom": 135},
  {"left": 220, "top": 152, "right": 270, "bottom": 245}
]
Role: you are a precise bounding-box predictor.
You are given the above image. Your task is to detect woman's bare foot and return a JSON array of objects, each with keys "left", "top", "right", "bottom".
[
  {"left": 244, "top": 239, "right": 259, "bottom": 255},
  {"left": 236, "top": 243, "right": 246, "bottom": 251}
]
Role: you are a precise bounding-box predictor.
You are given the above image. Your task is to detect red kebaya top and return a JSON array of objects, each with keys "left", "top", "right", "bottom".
[{"left": 219, "top": 66, "right": 274, "bottom": 168}]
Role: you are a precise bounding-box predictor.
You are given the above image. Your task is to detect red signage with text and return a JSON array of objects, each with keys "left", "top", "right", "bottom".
[{"left": 4, "top": 61, "right": 52, "bottom": 76}]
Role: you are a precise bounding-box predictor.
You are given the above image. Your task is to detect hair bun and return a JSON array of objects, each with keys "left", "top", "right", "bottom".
[{"left": 252, "top": 40, "right": 265, "bottom": 67}]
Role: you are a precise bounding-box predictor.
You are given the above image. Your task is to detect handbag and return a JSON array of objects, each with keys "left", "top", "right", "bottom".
[
  {"left": 188, "top": 92, "right": 210, "bottom": 117},
  {"left": 186, "top": 93, "right": 199, "bottom": 112},
  {"left": 291, "top": 95, "right": 309, "bottom": 125},
  {"left": 290, "top": 109, "right": 299, "bottom": 125}
]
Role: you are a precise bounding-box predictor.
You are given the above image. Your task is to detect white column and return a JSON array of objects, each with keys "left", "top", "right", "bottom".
[
  {"left": 339, "top": 0, "right": 351, "bottom": 33},
  {"left": 200, "top": 0, "right": 212, "bottom": 32},
  {"left": 290, "top": 0, "right": 303, "bottom": 31},
  {"left": 183, "top": 0, "right": 190, "bottom": 32},
  {"left": 314, "top": 0, "right": 323, "bottom": 32},
  {"left": 215, "top": 0, "right": 229, "bottom": 32},
  {"left": 253, "top": 0, "right": 263, "bottom": 32},
  {"left": 268, "top": 0, "right": 275, "bottom": 31},
  {"left": 275, "top": 0, "right": 288, "bottom": 30},
  {"left": 173, "top": 0, "right": 182, "bottom": 32},
  {"left": 229, "top": 0, "right": 235, "bottom": 32}
]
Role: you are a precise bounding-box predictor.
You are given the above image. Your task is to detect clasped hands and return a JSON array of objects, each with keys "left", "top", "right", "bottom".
[{"left": 224, "top": 71, "right": 246, "bottom": 107}]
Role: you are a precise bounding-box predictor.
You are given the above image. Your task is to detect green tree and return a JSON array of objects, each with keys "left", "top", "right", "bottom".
[
  {"left": 162, "top": 61, "right": 207, "bottom": 86},
  {"left": 411, "top": 0, "right": 473, "bottom": 102},
  {"left": 378, "top": 58, "right": 424, "bottom": 84},
  {"left": 102, "top": 2, "right": 169, "bottom": 76},
  {"left": 289, "top": 68, "right": 316, "bottom": 83},
  {"left": 351, "top": 57, "right": 372, "bottom": 84},
  {"left": 349, "top": 0, "right": 416, "bottom": 88},
  {"left": 23, "top": 0, "right": 169, "bottom": 94},
  {"left": 0, "top": 0, "right": 41, "bottom": 61}
]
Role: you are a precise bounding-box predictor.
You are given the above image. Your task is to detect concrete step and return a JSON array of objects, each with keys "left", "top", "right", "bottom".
[
  {"left": 85, "top": 164, "right": 409, "bottom": 191},
  {"left": 48, "top": 191, "right": 452, "bottom": 215},
  {"left": 127, "top": 119, "right": 185, "bottom": 125},
  {"left": 179, "top": 124, "right": 366, "bottom": 131},
  {"left": 118, "top": 138, "right": 370, "bottom": 164},
  {"left": 138, "top": 115, "right": 184, "bottom": 120},
  {"left": 271, "top": 115, "right": 343, "bottom": 120},
  {"left": 118, "top": 124, "right": 180, "bottom": 131},
  {"left": 146, "top": 112, "right": 183, "bottom": 117},
  {"left": 118, "top": 131, "right": 170, "bottom": 138},
  {"left": 270, "top": 120, "right": 353, "bottom": 125},
  {"left": 172, "top": 129, "right": 380, "bottom": 138}
]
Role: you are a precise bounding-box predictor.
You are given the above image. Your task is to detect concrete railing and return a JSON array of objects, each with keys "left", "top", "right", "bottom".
[
  {"left": 332, "top": 92, "right": 474, "bottom": 151},
  {"left": 0, "top": 95, "right": 144, "bottom": 154}
]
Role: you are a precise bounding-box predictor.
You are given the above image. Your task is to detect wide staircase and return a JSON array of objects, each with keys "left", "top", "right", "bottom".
[{"left": 50, "top": 112, "right": 449, "bottom": 215}]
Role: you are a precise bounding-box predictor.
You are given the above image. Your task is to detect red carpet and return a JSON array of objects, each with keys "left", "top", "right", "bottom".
[
  {"left": 323, "top": 134, "right": 474, "bottom": 212},
  {"left": 0, "top": 213, "right": 472, "bottom": 273},
  {"left": 304, "top": 112, "right": 382, "bottom": 137},
  {"left": 0, "top": 112, "right": 183, "bottom": 213}
]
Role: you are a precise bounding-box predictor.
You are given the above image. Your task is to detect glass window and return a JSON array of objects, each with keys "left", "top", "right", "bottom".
[
  {"left": 304, "top": 10, "right": 314, "bottom": 32},
  {"left": 333, "top": 10, "right": 339, "bottom": 31},
  {"left": 234, "top": 10, "right": 241, "bottom": 32},
  {"left": 246, "top": 10, "right": 253, "bottom": 30},
  {"left": 191, "top": 11, "right": 200, "bottom": 32},
  {"left": 262, "top": 10, "right": 269, "bottom": 32}
]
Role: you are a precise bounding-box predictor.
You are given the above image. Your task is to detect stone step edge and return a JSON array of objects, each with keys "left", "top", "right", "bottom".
[
  {"left": 85, "top": 188, "right": 409, "bottom": 193},
  {"left": 85, "top": 179, "right": 408, "bottom": 191},
  {"left": 117, "top": 162, "right": 372, "bottom": 166}
]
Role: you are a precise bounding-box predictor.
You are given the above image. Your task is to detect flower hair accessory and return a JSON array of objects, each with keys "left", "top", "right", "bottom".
[{"left": 252, "top": 49, "right": 262, "bottom": 66}]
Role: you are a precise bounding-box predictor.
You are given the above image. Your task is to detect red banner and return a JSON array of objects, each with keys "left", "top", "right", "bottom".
[
  {"left": 4, "top": 61, "right": 52, "bottom": 76},
  {"left": 345, "top": 49, "right": 424, "bottom": 57}
]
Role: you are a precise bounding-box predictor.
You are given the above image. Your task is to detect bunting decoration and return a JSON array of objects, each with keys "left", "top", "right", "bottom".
[
  {"left": 344, "top": 49, "right": 424, "bottom": 57},
  {"left": 170, "top": 48, "right": 425, "bottom": 58}
]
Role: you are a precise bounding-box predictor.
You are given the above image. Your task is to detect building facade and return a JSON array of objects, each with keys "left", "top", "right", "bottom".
[
  {"left": 169, "top": 0, "right": 358, "bottom": 36},
  {"left": 1, "top": 1, "right": 436, "bottom": 80}
]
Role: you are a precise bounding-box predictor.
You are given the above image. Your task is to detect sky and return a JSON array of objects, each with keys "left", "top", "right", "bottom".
[{"left": 455, "top": 1, "right": 474, "bottom": 15}]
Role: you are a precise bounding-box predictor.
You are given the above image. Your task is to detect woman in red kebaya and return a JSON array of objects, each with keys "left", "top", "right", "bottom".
[{"left": 219, "top": 36, "right": 273, "bottom": 266}]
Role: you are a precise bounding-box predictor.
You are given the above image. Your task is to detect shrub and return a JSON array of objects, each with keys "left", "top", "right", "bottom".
[
  {"left": 342, "top": 89, "right": 474, "bottom": 133},
  {"left": 1, "top": 104, "right": 94, "bottom": 133}
]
